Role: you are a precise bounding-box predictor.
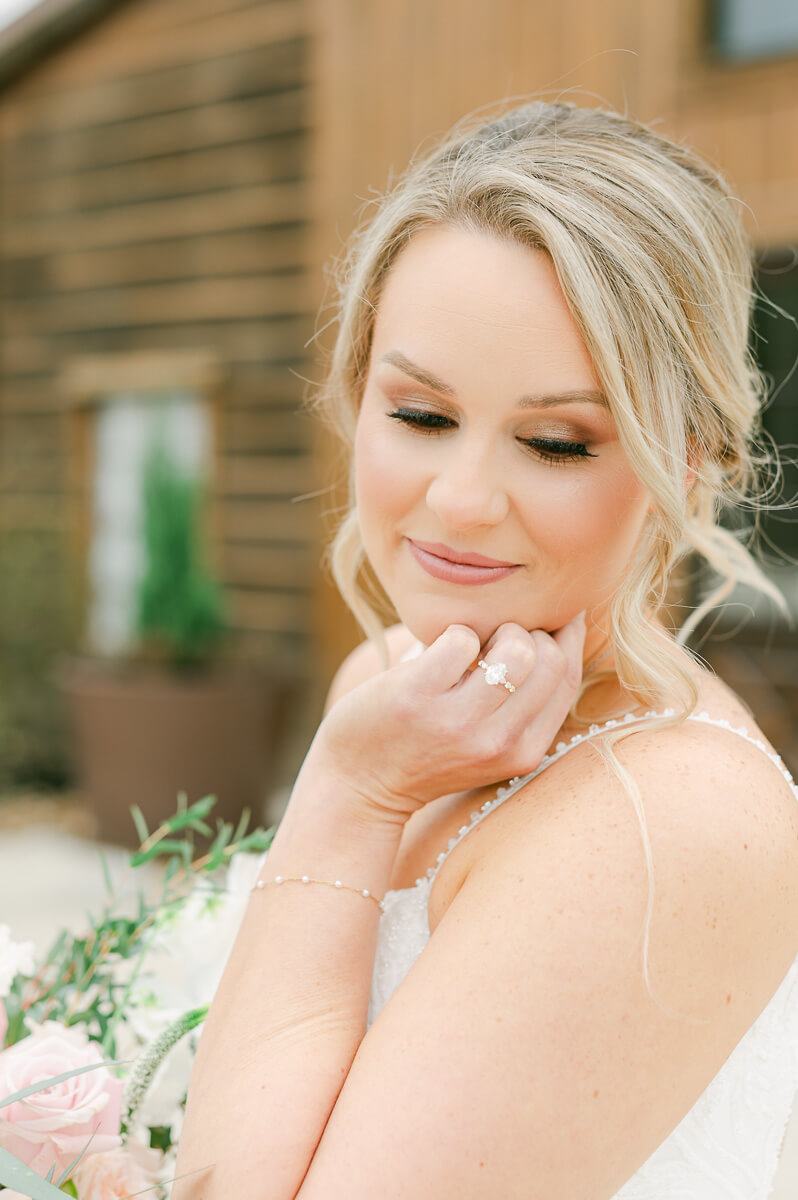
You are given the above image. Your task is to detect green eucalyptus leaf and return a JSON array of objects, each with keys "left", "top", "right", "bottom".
[
  {"left": 41, "top": 929, "right": 68, "bottom": 968},
  {"left": 208, "top": 820, "right": 232, "bottom": 860},
  {"left": 129, "top": 804, "right": 150, "bottom": 845},
  {"left": 0, "top": 1147, "right": 80, "bottom": 1198},
  {"left": 231, "top": 808, "right": 251, "bottom": 845},
  {"left": 186, "top": 794, "right": 217, "bottom": 815},
  {"left": 135, "top": 839, "right": 198, "bottom": 869},
  {"left": 164, "top": 805, "right": 216, "bottom": 833},
  {"left": 237, "top": 827, "right": 276, "bottom": 855},
  {"left": 54, "top": 1128, "right": 102, "bottom": 1190},
  {"left": 97, "top": 848, "right": 114, "bottom": 898}
]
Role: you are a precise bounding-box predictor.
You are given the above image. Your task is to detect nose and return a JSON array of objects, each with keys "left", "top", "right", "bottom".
[{"left": 425, "top": 453, "right": 510, "bottom": 530}]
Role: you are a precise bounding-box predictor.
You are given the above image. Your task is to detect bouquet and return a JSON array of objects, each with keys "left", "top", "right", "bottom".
[{"left": 0, "top": 796, "right": 275, "bottom": 1198}]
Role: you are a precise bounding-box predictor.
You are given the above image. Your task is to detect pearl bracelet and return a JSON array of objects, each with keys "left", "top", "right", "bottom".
[{"left": 251, "top": 874, "right": 385, "bottom": 912}]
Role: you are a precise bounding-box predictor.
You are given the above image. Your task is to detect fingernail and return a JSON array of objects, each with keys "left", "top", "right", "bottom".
[{"left": 576, "top": 610, "right": 587, "bottom": 626}]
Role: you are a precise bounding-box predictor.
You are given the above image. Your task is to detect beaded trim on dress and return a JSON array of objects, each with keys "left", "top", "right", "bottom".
[{"left": 389, "top": 706, "right": 797, "bottom": 896}]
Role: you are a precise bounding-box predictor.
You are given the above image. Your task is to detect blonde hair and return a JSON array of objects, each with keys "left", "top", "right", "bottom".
[{"left": 308, "top": 99, "right": 790, "bottom": 1012}]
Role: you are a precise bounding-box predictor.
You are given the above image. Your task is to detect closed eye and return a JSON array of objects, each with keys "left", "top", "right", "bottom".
[{"left": 386, "top": 408, "right": 598, "bottom": 466}]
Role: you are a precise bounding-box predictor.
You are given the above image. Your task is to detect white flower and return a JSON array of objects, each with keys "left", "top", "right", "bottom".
[
  {"left": 115, "top": 853, "right": 266, "bottom": 1132},
  {"left": 226, "top": 849, "right": 267, "bottom": 898},
  {"left": 128, "top": 1033, "right": 195, "bottom": 1130},
  {"left": 140, "top": 852, "right": 266, "bottom": 1013},
  {"left": 0, "top": 924, "right": 36, "bottom": 997}
]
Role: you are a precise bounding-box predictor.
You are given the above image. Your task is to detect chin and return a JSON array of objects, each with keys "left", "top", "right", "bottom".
[{"left": 397, "top": 603, "right": 546, "bottom": 650}]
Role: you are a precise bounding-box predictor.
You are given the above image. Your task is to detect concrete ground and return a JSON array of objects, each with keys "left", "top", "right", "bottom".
[{"left": 0, "top": 796, "right": 796, "bottom": 1197}]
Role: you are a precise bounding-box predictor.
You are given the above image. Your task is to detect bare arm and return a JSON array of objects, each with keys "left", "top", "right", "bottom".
[
  {"left": 172, "top": 628, "right": 415, "bottom": 1199},
  {"left": 173, "top": 617, "right": 589, "bottom": 1197},
  {"left": 172, "top": 741, "right": 404, "bottom": 1199}
]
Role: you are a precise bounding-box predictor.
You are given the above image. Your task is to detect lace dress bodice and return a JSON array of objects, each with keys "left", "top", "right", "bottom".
[{"left": 367, "top": 703, "right": 798, "bottom": 1198}]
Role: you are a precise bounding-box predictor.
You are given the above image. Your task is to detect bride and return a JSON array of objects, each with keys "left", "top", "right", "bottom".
[{"left": 172, "top": 100, "right": 798, "bottom": 1198}]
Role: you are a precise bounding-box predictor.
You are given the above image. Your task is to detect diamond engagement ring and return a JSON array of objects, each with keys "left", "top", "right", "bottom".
[{"left": 477, "top": 659, "right": 516, "bottom": 693}]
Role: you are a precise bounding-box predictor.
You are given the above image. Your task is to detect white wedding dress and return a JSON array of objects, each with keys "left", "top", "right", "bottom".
[
  {"left": 260, "top": 643, "right": 798, "bottom": 1196},
  {"left": 362, "top": 644, "right": 798, "bottom": 1197}
]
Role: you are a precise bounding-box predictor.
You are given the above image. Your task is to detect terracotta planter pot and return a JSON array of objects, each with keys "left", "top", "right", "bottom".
[{"left": 60, "top": 659, "right": 285, "bottom": 848}]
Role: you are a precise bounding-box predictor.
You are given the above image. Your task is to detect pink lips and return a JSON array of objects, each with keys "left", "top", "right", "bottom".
[
  {"left": 405, "top": 538, "right": 521, "bottom": 586},
  {"left": 409, "top": 539, "right": 518, "bottom": 568}
]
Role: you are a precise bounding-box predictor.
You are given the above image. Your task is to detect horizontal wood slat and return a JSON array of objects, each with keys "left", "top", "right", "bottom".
[
  {"left": 3, "top": 274, "right": 311, "bottom": 335},
  {"left": 223, "top": 364, "right": 308, "bottom": 405},
  {"left": 5, "top": 181, "right": 308, "bottom": 255},
  {"left": 221, "top": 497, "right": 315, "bottom": 543},
  {"left": 1, "top": 317, "right": 314, "bottom": 379},
  {"left": 124, "top": 0, "right": 269, "bottom": 36},
  {"left": 0, "top": 413, "right": 65, "bottom": 455},
  {"left": 0, "top": 493, "right": 67, "bottom": 532},
  {"left": 5, "top": 41, "right": 304, "bottom": 139},
  {"left": 6, "top": 139, "right": 307, "bottom": 220},
  {"left": 60, "top": 348, "right": 223, "bottom": 399},
  {"left": 0, "top": 456, "right": 65, "bottom": 491},
  {"left": 42, "top": 228, "right": 310, "bottom": 292},
  {"left": 225, "top": 627, "right": 308, "bottom": 670},
  {"left": 222, "top": 405, "right": 311, "bottom": 452},
  {"left": 220, "top": 452, "right": 315, "bottom": 496},
  {"left": 0, "top": 375, "right": 309, "bottom": 414},
  {"left": 6, "top": 89, "right": 305, "bottom": 178},
  {"left": 0, "top": 2, "right": 306, "bottom": 100},
  {"left": 227, "top": 585, "right": 310, "bottom": 634},
  {"left": 0, "top": 378, "right": 61, "bottom": 412},
  {"left": 222, "top": 541, "right": 315, "bottom": 588}
]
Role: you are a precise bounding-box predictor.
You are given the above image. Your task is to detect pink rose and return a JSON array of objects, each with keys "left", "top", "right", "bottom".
[
  {"left": 0, "top": 998, "right": 7, "bottom": 1049},
  {"left": 0, "top": 1020, "right": 123, "bottom": 1180},
  {"left": 72, "top": 1137, "right": 166, "bottom": 1199}
]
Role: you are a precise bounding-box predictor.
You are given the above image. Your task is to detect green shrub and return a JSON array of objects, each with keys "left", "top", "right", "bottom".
[{"left": 134, "top": 436, "right": 226, "bottom": 670}]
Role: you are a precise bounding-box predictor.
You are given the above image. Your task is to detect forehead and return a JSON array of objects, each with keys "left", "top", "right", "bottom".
[{"left": 370, "top": 224, "right": 599, "bottom": 392}]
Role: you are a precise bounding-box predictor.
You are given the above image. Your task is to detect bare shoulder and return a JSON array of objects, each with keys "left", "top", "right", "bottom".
[
  {"left": 599, "top": 714, "right": 798, "bottom": 886},
  {"left": 476, "top": 710, "right": 798, "bottom": 1013},
  {"left": 322, "top": 623, "right": 419, "bottom": 715}
]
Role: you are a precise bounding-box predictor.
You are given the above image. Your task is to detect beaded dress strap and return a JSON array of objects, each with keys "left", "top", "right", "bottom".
[{"left": 419, "top": 709, "right": 798, "bottom": 889}]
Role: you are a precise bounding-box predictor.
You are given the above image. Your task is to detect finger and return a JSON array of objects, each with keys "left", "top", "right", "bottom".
[
  {"left": 411, "top": 624, "right": 482, "bottom": 691},
  {"left": 532, "top": 659, "right": 583, "bottom": 743},
  {"left": 460, "top": 625, "right": 539, "bottom": 713},
  {"left": 477, "top": 620, "right": 531, "bottom": 659},
  {"left": 476, "top": 623, "right": 576, "bottom": 739},
  {"left": 484, "top": 630, "right": 585, "bottom": 772},
  {"left": 507, "top": 616, "right": 587, "bottom": 757},
  {"left": 550, "top": 610, "right": 588, "bottom": 688}
]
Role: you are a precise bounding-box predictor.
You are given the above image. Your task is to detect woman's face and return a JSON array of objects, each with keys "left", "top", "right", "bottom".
[{"left": 354, "top": 224, "right": 652, "bottom": 650}]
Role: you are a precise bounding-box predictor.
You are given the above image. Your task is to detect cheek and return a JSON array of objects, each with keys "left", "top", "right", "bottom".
[
  {"left": 523, "top": 462, "right": 647, "bottom": 571},
  {"left": 354, "top": 417, "right": 420, "bottom": 544}
]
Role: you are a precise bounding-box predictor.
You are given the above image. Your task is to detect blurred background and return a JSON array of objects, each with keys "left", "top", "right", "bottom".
[{"left": 0, "top": 0, "right": 796, "bottom": 1187}]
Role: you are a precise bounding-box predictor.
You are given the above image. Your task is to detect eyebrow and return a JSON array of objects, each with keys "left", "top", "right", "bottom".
[{"left": 379, "top": 350, "right": 609, "bottom": 410}]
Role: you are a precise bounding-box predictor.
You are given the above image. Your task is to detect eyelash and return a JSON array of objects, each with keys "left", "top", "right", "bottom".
[{"left": 386, "top": 408, "right": 598, "bottom": 466}]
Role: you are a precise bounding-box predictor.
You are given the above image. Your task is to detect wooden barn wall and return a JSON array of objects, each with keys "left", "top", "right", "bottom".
[
  {"left": 1, "top": 0, "right": 796, "bottom": 784},
  {"left": 0, "top": 0, "right": 316, "bottom": 731},
  {"left": 309, "top": 0, "right": 798, "bottom": 681}
]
